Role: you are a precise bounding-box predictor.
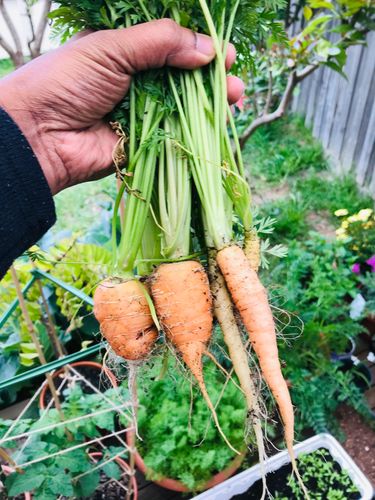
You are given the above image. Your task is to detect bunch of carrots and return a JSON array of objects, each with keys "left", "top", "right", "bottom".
[{"left": 53, "top": 0, "right": 307, "bottom": 496}]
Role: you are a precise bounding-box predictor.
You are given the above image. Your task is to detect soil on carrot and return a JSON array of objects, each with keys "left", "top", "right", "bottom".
[
  {"left": 231, "top": 448, "right": 360, "bottom": 499},
  {"left": 337, "top": 404, "right": 375, "bottom": 486}
]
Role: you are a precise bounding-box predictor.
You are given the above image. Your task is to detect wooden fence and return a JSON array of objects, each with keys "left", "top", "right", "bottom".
[{"left": 292, "top": 31, "right": 375, "bottom": 197}]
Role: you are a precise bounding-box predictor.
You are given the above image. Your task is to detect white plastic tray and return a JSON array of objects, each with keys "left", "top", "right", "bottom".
[{"left": 193, "top": 433, "right": 374, "bottom": 499}]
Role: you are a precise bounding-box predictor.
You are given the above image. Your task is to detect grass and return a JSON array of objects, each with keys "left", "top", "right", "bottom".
[
  {"left": 243, "top": 115, "right": 327, "bottom": 185},
  {"left": 0, "top": 58, "right": 14, "bottom": 77},
  {"left": 243, "top": 114, "right": 374, "bottom": 242},
  {"left": 293, "top": 175, "right": 374, "bottom": 216}
]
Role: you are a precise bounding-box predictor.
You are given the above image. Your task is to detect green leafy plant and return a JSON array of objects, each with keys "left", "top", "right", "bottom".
[
  {"left": 335, "top": 208, "right": 375, "bottom": 264},
  {"left": 136, "top": 357, "right": 247, "bottom": 491},
  {"left": 274, "top": 448, "right": 360, "bottom": 499},
  {"left": 288, "top": 363, "right": 371, "bottom": 436},
  {"left": 264, "top": 233, "right": 371, "bottom": 434},
  {"left": 1, "top": 384, "right": 129, "bottom": 500},
  {"left": 238, "top": 0, "right": 375, "bottom": 148}
]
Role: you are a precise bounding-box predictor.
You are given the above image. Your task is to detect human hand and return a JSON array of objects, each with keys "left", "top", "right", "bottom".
[{"left": 0, "top": 20, "right": 244, "bottom": 194}]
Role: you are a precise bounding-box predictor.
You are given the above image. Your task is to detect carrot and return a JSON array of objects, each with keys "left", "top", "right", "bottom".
[
  {"left": 94, "top": 278, "right": 158, "bottom": 361},
  {"left": 150, "top": 260, "right": 239, "bottom": 454},
  {"left": 216, "top": 245, "right": 308, "bottom": 494},
  {"left": 208, "top": 252, "right": 267, "bottom": 498},
  {"left": 244, "top": 229, "right": 261, "bottom": 272}
]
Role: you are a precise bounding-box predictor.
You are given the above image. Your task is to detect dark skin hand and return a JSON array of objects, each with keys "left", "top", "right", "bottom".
[{"left": 0, "top": 19, "right": 244, "bottom": 195}]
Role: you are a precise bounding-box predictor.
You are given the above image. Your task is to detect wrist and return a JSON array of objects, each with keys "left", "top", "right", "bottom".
[{"left": 0, "top": 79, "right": 64, "bottom": 194}]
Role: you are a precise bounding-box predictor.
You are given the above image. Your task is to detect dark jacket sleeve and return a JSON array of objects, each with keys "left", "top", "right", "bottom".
[{"left": 0, "top": 108, "right": 56, "bottom": 278}]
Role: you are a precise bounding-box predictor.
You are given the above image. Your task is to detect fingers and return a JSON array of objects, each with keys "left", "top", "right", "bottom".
[
  {"left": 227, "top": 75, "right": 244, "bottom": 105},
  {"left": 88, "top": 19, "right": 216, "bottom": 72},
  {"left": 225, "top": 44, "right": 236, "bottom": 70}
]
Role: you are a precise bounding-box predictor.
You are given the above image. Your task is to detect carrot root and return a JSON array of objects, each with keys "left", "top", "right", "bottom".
[
  {"left": 150, "top": 260, "right": 239, "bottom": 454},
  {"left": 216, "top": 245, "right": 308, "bottom": 496},
  {"left": 94, "top": 278, "right": 158, "bottom": 361},
  {"left": 208, "top": 253, "right": 267, "bottom": 497}
]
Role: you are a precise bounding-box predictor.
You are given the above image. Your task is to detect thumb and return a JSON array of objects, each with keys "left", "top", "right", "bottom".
[{"left": 85, "top": 19, "right": 216, "bottom": 72}]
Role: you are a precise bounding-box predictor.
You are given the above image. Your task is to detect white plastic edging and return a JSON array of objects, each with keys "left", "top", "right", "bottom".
[{"left": 193, "top": 433, "right": 374, "bottom": 500}]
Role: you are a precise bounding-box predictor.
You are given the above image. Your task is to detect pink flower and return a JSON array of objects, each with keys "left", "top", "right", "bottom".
[
  {"left": 366, "top": 255, "right": 375, "bottom": 272},
  {"left": 352, "top": 263, "right": 361, "bottom": 274}
]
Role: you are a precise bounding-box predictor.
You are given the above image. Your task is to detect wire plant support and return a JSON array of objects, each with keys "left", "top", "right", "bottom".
[{"left": 0, "top": 364, "right": 137, "bottom": 499}]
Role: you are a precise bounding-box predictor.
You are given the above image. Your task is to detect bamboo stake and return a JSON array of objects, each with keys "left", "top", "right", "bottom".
[
  {"left": 10, "top": 266, "right": 64, "bottom": 415},
  {"left": 34, "top": 273, "right": 66, "bottom": 358}
]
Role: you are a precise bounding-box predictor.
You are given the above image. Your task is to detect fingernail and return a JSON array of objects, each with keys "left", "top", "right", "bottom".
[{"left": 196, "top": 34, "right": 215, "bottom": 56}]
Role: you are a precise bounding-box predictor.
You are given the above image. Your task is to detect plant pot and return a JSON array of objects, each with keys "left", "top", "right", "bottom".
[
  {"left": 331, "top": 337, "right": 356, "bottom": 361},
  {"left": 1, "top": 465, "right": 32, "bottom": 500},
  {"left": 126, "top": 429, "right": 245, "bottom": 493},
  {"left": 39, "top": 361, "right": 117, "bottom": 409},
  {"left": 193, "top": 433, "right": 374, "bottom": 500},
  {"left": 89, "top": 451, "right": 138, "bottom": 500}
]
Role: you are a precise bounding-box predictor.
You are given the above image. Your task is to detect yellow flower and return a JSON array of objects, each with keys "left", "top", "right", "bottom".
[
  {"left": 356, "top": 208, "right": 373, "bottom": 221},
  {"left": 341, "top": 220, "right": 349, "bottom": 229},
  {"left": 334, "top": 209, "right": 349, "bottom": 217},
  {"left": 335, "top": 228, "right": 347, "bottom": 240},
  {"left": 347, "top": 215, "right": 360, "bottom": 223},
  {"left": 364, "top": 221, "right": 375, "bottom": 229}
]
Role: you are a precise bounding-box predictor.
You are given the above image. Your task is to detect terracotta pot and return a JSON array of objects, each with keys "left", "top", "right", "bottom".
[
  {"left": 2, "top": 465, "right": 32, "bottom": 500},
  {"left": 89, "top": 452, "right": 138, "bottom": 500},
  {"left": 126, "top": 430, "right": 245, "bottom": 492},
  {"left": 39, "top": 361, "right": 118, "bottom": 409}
]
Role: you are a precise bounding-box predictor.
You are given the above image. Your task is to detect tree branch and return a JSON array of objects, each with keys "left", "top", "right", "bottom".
[
  {"left": 240, "top": 71, "right": 297, "bottom": 148},
  {"left": 239, "top": 61, "right": 320, "bottom": 149},
  {"left": 31, "top": 0, "right": 51, "bottom": 58},
  {"left": 296, "top": 63, "right": 319, "bottom": 82},
  {"left": 264, "top": 69, "right": 273, "bottom": 114},
  {"left": 0, "top": 34, "right": 15, "bottom": 59},
  {"left": 0, "top": 0, "right": 24, "bottom": 67}
]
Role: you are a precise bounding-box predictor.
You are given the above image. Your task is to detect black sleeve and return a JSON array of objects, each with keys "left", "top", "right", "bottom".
[{"left": 0, "top": 108, "right": 56, "bottom": 279}]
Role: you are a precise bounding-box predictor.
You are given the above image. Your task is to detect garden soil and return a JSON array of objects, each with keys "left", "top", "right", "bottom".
[{"left": 337, "top": 404, "right": 375, "bottom": 486}]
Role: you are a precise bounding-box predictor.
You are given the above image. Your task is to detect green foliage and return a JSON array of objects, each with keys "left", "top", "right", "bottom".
[
  {"left": 53, "top": 176, "right": 116, "bottom": 241},
  {"left": 45, "top": 239, "right": 112, "bottom": 329},
  {"left": 261, "top": 195, "right": 308, "bottom": 242},
  {"left": 288, "top": 364, "right": 371, "bottom": 436},
  {"left": 0, "top": 58, "right": 14, "bottom": 77},
  {"left": 50, "top": 0, "right": 287, "bottom": 74},
  {"left": 264, "top": 233, "right": 371, "bottom": 434},
  {"left": 136, "top": 357, "right": 246, "bottom": 490},
  {"left": 294, "top": 175, "right": 373, "bottom": 217},
  {"left": 335, "top": 208, "right": 375, "bottom": 263},
  {"left": 274, "top": 448, "right": 360, "bottom": 499},
  {"left": 2, "top": 385, "right": 129, "bottom": 499},
  {"left": 273, "top": 234, "right": 359, "bottom": 352},
  {"left": 242, "top": 117, "right": 327, "bottom": 184}
]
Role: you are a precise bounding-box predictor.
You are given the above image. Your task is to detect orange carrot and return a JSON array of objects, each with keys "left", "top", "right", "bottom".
[
  {"left": 150, "top": 260, "right": 239, "bottom": 453},
  {"left": 94, "top": 278, "right": 158, "bottom": 361},
  {"left": 216, "top": 245, "right": 297, "bottom": 463}
]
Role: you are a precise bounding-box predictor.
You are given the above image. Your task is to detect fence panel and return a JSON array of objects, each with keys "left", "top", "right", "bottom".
[{"left": 293, "top": 31, "right": 375, "bottom": 196}]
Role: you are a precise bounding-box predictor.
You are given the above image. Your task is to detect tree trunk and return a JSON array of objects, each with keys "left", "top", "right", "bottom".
[{"left": 12, "top": 51, "right": 25, "bottom": 68}]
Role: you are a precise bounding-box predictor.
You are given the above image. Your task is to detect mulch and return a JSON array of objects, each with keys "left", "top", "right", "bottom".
[{"left": 336, "top": 404, "right": 375, "bottom": 487}]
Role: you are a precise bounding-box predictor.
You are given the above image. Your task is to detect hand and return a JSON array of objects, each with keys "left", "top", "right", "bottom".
[{"left": 0, "top": 19, "right": 244, "bottom": 194}]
